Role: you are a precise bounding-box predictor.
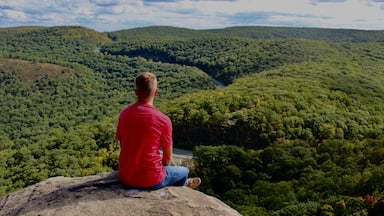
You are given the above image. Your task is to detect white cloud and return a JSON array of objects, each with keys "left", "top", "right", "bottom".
[
  {"left": 3, "top": 9, "right": 27, "bottom": 20},
  {"left": 0, "top": 0, "right": 383, "bottom": 31}
]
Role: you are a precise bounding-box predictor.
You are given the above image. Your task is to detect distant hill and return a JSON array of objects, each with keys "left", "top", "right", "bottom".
[
  {"left": 107, "top": 25, "right": 384, "bottom": 42},
  {"left": 2, "top": 25, "right": 383, "bottom": 43},
  {"left": 107, "top": 26, "right": 214, "bottom": 41},
  {"left": 0, "top": 26, "right": 47, "bottom": 34},
  {"left": 206, "top": 26, "right": 384, "bottom": 42}
]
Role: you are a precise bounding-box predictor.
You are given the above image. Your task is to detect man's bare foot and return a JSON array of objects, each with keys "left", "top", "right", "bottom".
[{"left": 186, "top": 177, "right": 201, "bottom": 189}]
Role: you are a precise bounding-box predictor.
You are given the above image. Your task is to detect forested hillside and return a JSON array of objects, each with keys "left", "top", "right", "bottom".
[
  {"left": 0, "top": 26, "right": 216, "bottom": 194},
  {"left": 1, "top": 25, "right": 384, "bottom": 215},
  {"left": 109, "top": 25, "right": 384, "bottom": 42}
]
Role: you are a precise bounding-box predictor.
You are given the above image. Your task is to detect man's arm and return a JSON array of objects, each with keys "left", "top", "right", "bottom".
[{"left": 162, "top": 146, "right": 172, "bottom": 166}]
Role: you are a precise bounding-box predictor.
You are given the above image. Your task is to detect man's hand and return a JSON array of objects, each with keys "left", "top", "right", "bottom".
[{"left": 162, "top": 146, "right": 172, "bottom": 166}]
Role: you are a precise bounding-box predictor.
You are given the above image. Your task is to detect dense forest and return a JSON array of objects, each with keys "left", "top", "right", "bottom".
[{"left": 1, "top": 25, "right": 384, "bottom": 215}]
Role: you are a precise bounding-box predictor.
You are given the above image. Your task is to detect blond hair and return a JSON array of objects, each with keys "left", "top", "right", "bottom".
[{"left": 135, "top": 72, "right": 157, "bottom": 98}]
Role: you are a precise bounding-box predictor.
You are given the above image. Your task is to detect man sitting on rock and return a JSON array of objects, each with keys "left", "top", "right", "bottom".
[{"left": 115, "top": 72, "right": 201, "bottom": 190}]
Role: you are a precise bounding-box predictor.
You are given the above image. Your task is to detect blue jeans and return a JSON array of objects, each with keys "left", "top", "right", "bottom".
[{"left": 146, "top": 166, "right": 189, "bottom": 190}]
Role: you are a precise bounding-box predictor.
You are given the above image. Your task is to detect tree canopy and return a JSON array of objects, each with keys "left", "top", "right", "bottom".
[{"left": 0, "top": 25, "right": 384, "bottom": 215}]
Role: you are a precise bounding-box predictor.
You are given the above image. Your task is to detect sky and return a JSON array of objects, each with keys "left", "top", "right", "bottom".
[{"left": 0, "top": 0, "right": 383, "bottom": 32}]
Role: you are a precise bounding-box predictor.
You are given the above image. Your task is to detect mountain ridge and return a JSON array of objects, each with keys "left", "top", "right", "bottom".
[
  {"left": 3, "top": 25, "right": 384, "bottom": 42},
  {"left": 107, "top": 25, "right": 384, "bottom": 42}
]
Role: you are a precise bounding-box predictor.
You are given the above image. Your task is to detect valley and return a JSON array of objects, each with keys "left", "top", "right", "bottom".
[{"left": 0, "top": 25, "right": 383, "bottom": 215}]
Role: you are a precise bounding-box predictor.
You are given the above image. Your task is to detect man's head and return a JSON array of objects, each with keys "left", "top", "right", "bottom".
[{"left": 135, "top": 72, "right": 158, "bottom": 100}]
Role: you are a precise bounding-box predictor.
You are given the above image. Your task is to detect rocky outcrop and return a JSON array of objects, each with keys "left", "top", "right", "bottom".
[{"left": 0, "top": 172, "right": 241, "bottom": 216}]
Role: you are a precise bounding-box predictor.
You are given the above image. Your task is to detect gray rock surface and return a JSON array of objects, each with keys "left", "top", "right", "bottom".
[{"left": 0, "top": 172, "right": 241, "bottom": 216}]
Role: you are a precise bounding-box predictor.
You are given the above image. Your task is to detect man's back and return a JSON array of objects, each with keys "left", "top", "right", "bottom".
[{"left": 116, "top": 102, "right": 172, "bottom": 188}]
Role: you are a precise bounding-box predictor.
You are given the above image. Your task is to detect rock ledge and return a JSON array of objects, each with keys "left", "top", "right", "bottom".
[{"left": 0, "top": 172, "right": 241, "bottom": 216}]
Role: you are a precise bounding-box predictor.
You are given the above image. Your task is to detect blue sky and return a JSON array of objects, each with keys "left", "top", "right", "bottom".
[{"left": 1, "top": 0, "right": 383, "bottom": 32}]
